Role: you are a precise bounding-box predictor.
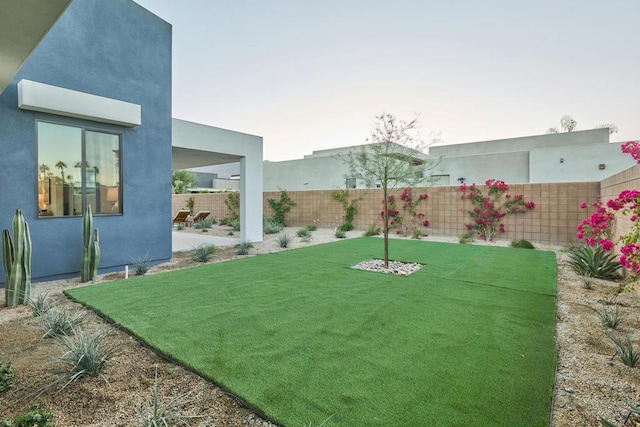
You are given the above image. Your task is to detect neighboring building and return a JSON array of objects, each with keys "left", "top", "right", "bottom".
[
  {"left": 0, "top": 0, "right": 263, "bottom": 285},
  {"left": 263, "top": 129, "right": 636, "bottom": 191}
]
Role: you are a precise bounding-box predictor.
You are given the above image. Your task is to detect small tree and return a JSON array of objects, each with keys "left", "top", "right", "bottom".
[
  {"left": 340, "top": 113, "right": 437, "bottom": 268},
  {"left": 172, "top": 170, "right": 196, "bottom": 194}
]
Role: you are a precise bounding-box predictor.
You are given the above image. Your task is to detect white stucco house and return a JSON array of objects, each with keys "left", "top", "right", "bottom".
[{"left": 263, "top": 128, "right": 636, "bottom": 191}]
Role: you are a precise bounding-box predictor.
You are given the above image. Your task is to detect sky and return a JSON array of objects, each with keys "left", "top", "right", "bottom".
[{"left": 134, "top": 0, "right": 640, "bottom": 162}]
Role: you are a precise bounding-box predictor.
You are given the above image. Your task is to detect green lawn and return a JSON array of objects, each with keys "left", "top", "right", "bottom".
[{"left": 66, "top": 238, "right": 557, "bottom": 426}]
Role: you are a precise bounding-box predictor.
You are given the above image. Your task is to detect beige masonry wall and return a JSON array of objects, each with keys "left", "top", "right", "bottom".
[{"left": 173, "top": 182, "right": 599, "bottom": 246}]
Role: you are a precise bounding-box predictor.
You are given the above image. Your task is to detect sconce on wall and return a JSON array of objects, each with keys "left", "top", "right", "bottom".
[
  {"left": 599, "top": 164, "right": 606, "bottom": 170},
  {"left": 560, "top": 158, "right": 564, "bottom": 163},
  {"left": 457, "top": 177, "right": 466, "bottom": 183}
]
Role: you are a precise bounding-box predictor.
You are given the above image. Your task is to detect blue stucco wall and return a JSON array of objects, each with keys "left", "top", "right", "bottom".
[{"left": 0, "top": 0, "right": 172, "bottom": 283}]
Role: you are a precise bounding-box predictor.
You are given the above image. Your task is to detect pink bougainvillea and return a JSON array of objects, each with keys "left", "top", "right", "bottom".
[
  {"left": 384, "top": 187, "right": 430, "bottom": 237},
  {"left": 577, "top": 141, "right": 640, "bottom": 277},
  {"left": 460, "top": 179, "right": 535, "bottom": 241}
]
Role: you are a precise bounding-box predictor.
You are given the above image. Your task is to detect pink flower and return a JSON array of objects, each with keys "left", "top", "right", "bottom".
[
  {"left": 423, "top": 220, "right": 429, "bottom": 227},
  {"left": 525, "top": 201, "right": 535, "bottom": 209},
  {"left": 419, "top": 194, "right": 428, "bottom": 200},
  {"left": 580, "top": 201, "right": 588, "bottom": 209},
  {"left": 600, "top": 239, "right": 614, "bottom": 251}
]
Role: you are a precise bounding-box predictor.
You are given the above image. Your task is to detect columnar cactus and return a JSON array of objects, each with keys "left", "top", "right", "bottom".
[
  {"left": 2, "top": 209, "right": 32, "bottom": 306},
  {"left": 81, "top": 206, "right": 100, "bottom": 282}
]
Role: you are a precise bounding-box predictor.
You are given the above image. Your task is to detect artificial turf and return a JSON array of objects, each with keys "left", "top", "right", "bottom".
[{"left": 66, "top": 238, "right": 557, "bottom": 426}]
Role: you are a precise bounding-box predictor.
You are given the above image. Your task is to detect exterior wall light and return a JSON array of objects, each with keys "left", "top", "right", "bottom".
[
  {"left": 599, "top": 164, "right": 606, "bottom": 170},
  {"left": 560, "top": 158, "right": 564, "bottom": 163}
]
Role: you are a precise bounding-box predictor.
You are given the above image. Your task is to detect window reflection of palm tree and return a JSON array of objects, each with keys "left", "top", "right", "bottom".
[
  {"left": 55, "top": 161, "right": 67, "bottom": 184},
  {"left": 39, "top": 163, "right": 50, "bottom": 179}
]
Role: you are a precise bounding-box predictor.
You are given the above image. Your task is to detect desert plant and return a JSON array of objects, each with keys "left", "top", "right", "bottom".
[
  {"left": 595, "top": 303, "right": 623, "bottom": 329},
  {"left": 193, "top": 217, "right": 216, "bottom": 229},
  {"left": 39, "top": 308, "right": 83, "bottom": 338},
  {"left": 335, "top": 229, "right": 346, "bottom": 239},
  {"left": 2, "top": 208, "right": 32, "bottom": 306},
  {"left": 172, "top": 170, "right": 196, "bottom": 194},
  {"left": 185, "top": 196, "right": 194, "bottom": 214},
  {"left": 363, "top": 224, "right": 381, "bottom": 236},
  {"left": 28, "top": 291, "right": 51, "bottom": 317},
  {"left": 297, "top": 228, "right": 311, "bottom": 238},
  {"left": 582, "top": 277, "right": 594, "bottom": 290},
  {"left": 235, "top": 241, "right": 253, "bottom": 255},
  {"left": 50, "top": 328, "right": 117, "bottom": 391},
  {"left": 567, "top": 245, "right": 620, "bottom": 280},
  {"left": 609, "top": 332, "right": 640, "bottom": 367},
  {"left": 278, "top": 233, "right": 290, "bottom": 248},
  {"left": 264, "top": 219, "right": 283, "bottom": 234},
  {"left": 599, "top": 403, "right": 640, "bottom": 427},
  {"left": 137, "top": 366, "right": 200, "bottom": 427},
  {"left": 332, "top": 189, "right": 361, "bottom": 233},
  {"left": 224, "top": 192, "right": 240, "bottom": 222},
  {"left": 267, "top": 189, "right": 296, "bottom": 226},
  {"left": 459, "top": 231, "right": 475, "bottom": 244},
  {"left": 510, "top": 239, "right": 535, "bottom": 249},
  {"left": 0, "top": 404, "right": 54, "bottom": 427},
  {"left": 193, "top": 244, "right": 216, "bottom": 263},
  {"left": 0, "top": 360, "right": 14, "bottom": 392},
  {"left": 176, "top": 223, "right": 185, "bottom": 231},
  {"left": 305, "top": 224, "right": 318, "bottom": 232},
  {"left": 81, "top": 206, "right": 100, "bottom": 283},
  {"left": 230, "top": 218, "right": 241, "bottom": 232},
  {"left": 131, "top": 254, "right": 152, "bottom": 276},
  {"left": 411, "top": 229, "right": 422, "bottom": 240}
]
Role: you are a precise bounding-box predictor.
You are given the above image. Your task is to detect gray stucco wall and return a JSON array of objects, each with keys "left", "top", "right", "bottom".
[{"left": 0, "top": 0, "right": 172, "bottom": 283}]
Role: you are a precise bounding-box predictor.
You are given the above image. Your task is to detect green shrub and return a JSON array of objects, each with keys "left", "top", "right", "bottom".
[
  {"left": 459, "top": 231, "right": 475, "bottom": 244},
  {"left": 131, "top": 254, "right": 152, "bottom": 276},
  {"left": 335, "top": 229, "right": 346, "bottom": 239},
  {"left": 0, "top": 360, "right": 14, "bottom": 392},
  {"left": 296, "top": 228, "right": 311, "bottom": 238},
  {"left": 0, "top": 404, "right": 54, "bottom": 427},
  {"left": 567, "top": 245, "right": 620, "bottom": 280},
  {"left": 176, "top": 223, "right": 185, "bottom": 231},
  {"left": 28, "top": 291, "right": 51, "bottom": 318},
  {"left": 608, "top": 331, "right": 640, "bottom": 367},
  {"left": 510, "top": 239, "right": 535, "bottom": 249},
  {"left": 193, "top": 217, "right": 216, "bottom": 229},
  {"left": 363, "top": 224, "right": 380, "bottom": 237},
  {"left": 595, "top": 303, "right": 623, "bottom": 329},
  {"left": 305, "top": 224, "right": 318, "bottom": 231},
  {"left": 50, "top": 328, "right": 117, "bottom": 390},
  {"left": 582, "top": 277, "right": 594, "bottom": 290},
  {"left": 193, "top": 244, "right": 216, "bottom": 263},
  {"left": 264, "top": 219, "right": 283, "bottom": 235},
  {"left": 337, "top": 223, "right": 353, "bottom": 233},
  {"left": 39, "top": 308, "right": 83, "bottom": 338},
  {"left": 267, "top": 189, "right": 296, "bottom": 226},
  {"left": 235, "top": 241, "right": 253, "bottom": 255},
  {"left": 230, "top": 218, "right": 241, "bottom": 232},
  {"left": 411, "top": 229, "right": 422, "bottom": 240},
  {"left": 278, "top": 234, "right": 290, "bottom": 248}
]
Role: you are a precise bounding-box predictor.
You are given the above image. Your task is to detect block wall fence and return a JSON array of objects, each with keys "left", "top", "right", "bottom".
[
  {"left": 175, "top": 180, "right": 608, "bottom": 246},
  {"left": 600, "top": 164, "right": 640, "bottom": 247}
]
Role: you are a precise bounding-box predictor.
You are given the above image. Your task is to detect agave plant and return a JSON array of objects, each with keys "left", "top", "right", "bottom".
[{"left": 567, "top": 245, "right": 620, "bottom": 280}]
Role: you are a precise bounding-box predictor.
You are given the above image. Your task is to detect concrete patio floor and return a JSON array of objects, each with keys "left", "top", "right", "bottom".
[{"left": 172, "top": 229, "right": 240, "bottom": 252}]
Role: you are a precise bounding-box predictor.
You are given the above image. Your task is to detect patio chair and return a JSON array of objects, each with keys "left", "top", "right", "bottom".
[
  {"left": 172, "top": 209, "right": 191, "bottom": 227},
  {"left": 192, "top": 210, "right": 210, "bottom": 224}
]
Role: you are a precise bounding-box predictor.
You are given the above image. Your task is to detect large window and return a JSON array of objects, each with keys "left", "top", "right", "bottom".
[{"left": 37, "top": 121, "right": 122, "bottom": 217}]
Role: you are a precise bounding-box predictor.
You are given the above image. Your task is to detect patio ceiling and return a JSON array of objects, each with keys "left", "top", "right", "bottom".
[
  {"left": 0, "top": 0, "right": 72, "bottom": 95},
  {"left": 172, "top": 146, "right": 242, "bottom": 170}
]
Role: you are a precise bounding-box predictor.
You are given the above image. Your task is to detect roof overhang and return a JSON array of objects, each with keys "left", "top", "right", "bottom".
[{"left": 0, "top": 0, "right": 72, "bottom": 95}]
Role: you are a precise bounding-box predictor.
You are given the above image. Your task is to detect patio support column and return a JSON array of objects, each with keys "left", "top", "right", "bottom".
[{"left": 240, "top": 153, "right": 263, "bottom": 243}]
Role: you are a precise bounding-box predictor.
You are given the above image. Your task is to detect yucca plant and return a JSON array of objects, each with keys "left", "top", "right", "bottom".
[
  {"left": 595, "top": 303, "right": 623, "bottom": 329},
  {"left": 264, "top": 219, "right": 283, "bottom": 235},
  {"left": 567, "top": 245, "right": 620, "bottom": 280},
  {"left": 28, "top": 291, "right": 52, "bottom": 317},
  {"left": 608, "top": 331, "right": 640, "bottom": 367},
  {"left": 278, "top": 233, "right": 290, "bottom": 248},
  {"left": 297, "top": 228, "right": 311, "bottom": 238},
  {"left": 193, "top": 244, "right": 216, "bottom": 263},
  {"left": 39, "top": 308, "right": 83, "bottom": 338},
  {"left": 51, "top": 328, "right": 117, "bottom": 390},
  {"left": 235, "top": 241, "right": 253, "bottom": 255},
  {"left": 131, "top": 254, "right": 152, "bottom": 276}
]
